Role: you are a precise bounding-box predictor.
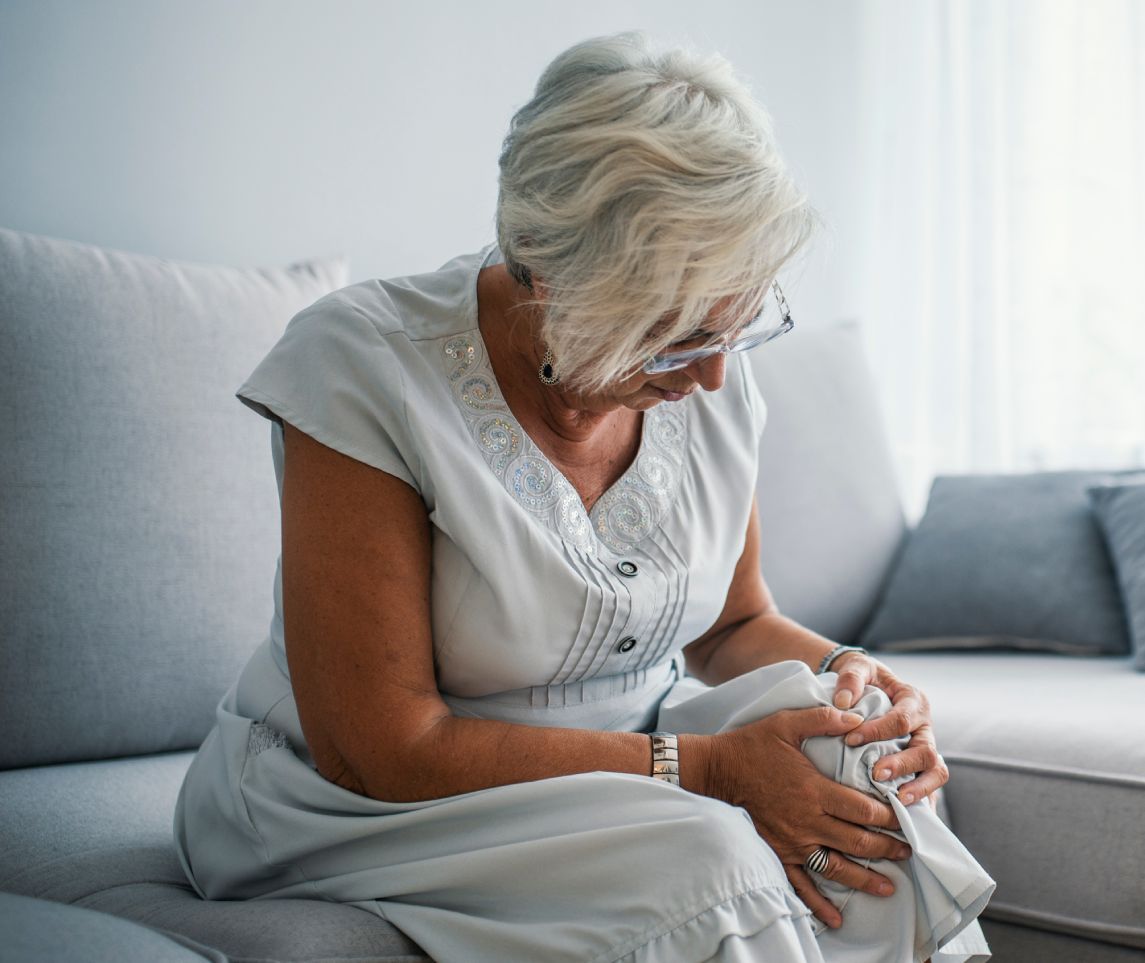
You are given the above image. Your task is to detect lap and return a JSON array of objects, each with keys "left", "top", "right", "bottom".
[
  {"left": 175, "top": 659, "right": 991, "bottom": 962},
  {"left": 178, "top": 703, "right": 816, "bottom": 962}
]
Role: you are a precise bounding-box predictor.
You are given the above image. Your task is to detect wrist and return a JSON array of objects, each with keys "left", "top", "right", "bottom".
[
  {"left": 816, "top": 643, "right": 868, "bottom": 675},
  {"left": 674, "top": 733, "right": 715, "bottom": 796}
]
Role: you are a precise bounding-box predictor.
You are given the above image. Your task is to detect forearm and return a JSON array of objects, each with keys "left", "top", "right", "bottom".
[
  {"left": 692, "top": 611, "right": 839, "bottom": 687},
  {"left": 358, "top": 716, "right": 715, "bottom": 804}
]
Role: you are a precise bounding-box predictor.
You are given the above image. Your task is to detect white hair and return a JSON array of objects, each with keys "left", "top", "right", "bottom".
[{"left": 496, "top": 30, "right": 823, "bottom": 393}]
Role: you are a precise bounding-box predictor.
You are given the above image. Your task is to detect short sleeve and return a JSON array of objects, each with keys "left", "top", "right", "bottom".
[
  {"left": 738, "top": 353, "right": 769, "bottom": 441},
  {"left": 235, "top": 295, "right": 422, "bottom": 492}
]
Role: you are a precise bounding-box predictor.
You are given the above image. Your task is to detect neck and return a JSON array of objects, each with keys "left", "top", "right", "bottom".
[{"left": 477, "top": 264, "right": 623, "bottom": 447}]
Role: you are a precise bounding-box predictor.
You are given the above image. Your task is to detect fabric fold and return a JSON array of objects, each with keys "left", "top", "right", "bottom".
[{"left": 656, "top": 659, "right": 995, "bottom": 962}]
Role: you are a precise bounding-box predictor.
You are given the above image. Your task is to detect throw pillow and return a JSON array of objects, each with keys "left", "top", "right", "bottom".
[
  {"left": 1087, "top": 482, "right": 1145, "bottom": 671},
  {"left": 859, "top": 470, "right": 1144, "bottom": 655}
]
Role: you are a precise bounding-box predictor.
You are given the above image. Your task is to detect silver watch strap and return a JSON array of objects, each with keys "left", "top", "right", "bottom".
[
  {"left": 649, "top": 731, "right": 680, "bottom": 786},
  {"left": 817, "top": 644, "right": 868, "bottom": 675}
]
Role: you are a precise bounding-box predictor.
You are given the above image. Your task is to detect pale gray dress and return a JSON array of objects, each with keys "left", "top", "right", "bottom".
[{"left": 173, "top": 243, "right": 994, "bottom": 962}]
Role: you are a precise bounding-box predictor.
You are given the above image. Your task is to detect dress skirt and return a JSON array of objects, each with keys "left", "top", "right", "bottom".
[{"left": 174, "top": 648, "right": 993, "bottom": 963}]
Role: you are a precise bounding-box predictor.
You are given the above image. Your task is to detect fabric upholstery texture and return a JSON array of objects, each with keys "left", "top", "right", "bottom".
[
  {"left": 978, "top": 918, "right": 1145, "bottom": 963},
  {"left": 1088, "top": 482, "right": 1145, "bottom": 670},
  {"left": 750, "top": 319, "right": 906, "bottom": 644},
  {"left": 877, "top": 652, "right": 1145, "bottom": 951},
  {"left": 860, "top": 471, "right": 1142, "bottom": 655},
  {"left": 0, "top": 890, "right": 226, "bottom": 963},
  {"left": 0, "top": 226, "right": 347, "bottom": 769},
  {"left": 0, "top": 752, "right": 428, "bottom": 962}
]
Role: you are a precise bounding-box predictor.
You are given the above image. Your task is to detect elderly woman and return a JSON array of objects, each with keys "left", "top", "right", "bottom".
[{"left": 174, "top": 31, "right": 993, "bottom": 963}]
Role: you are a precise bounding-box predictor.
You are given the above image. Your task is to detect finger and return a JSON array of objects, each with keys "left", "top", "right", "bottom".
[
  {"left": 844, "top": 700, "right": 922, "bottom": 747},
  {"left": 895, "top": 756, "right": 950, "bottom": 804},
  {"left": 820, "top": 814, "right": 912, "bottom": 863},
  {"left": 831, "top": 661, "right": 871, "bottom": 710},
  {"left": 785, "top": 865, "right": 843, "bottom": 929},
  {"left": 781, "top": 706, "right": 867, "bottom": 744},
  {"left": 870, "top": 743, "right": 941, "bottom": 784},
  {"left": 802, "top": 845, "right": 900, "bottom": 901},
  {"left": 821, "top": 779, "right": 903, "bottom": 832}
]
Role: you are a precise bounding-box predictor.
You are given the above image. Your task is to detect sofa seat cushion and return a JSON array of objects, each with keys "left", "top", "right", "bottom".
[
  {"left": 0, "top": 752, "right": 428, "bottom": 961},
  {"left": 877, "top": 652, "right": 1145, "bottom": 950},
  {"left": 0, "top": 890, "right": 226, "bottom": 963}
]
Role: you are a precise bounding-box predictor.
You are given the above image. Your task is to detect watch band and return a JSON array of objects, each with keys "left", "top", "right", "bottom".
[
  {"left": 649, "top": 731, "right": 680, "bottom": 786},
  {"left": 817, "top": 644, "right": 868, "bottom": 675}
]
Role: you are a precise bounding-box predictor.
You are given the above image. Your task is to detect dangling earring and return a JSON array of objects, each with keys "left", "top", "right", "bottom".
[{"left": 538, "top": 345, "right": 560, "bottom": 384}]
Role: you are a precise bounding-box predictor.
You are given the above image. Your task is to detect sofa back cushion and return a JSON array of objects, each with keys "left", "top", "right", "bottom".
[
  {"left": 750, "top": 319, "right": 907, "bottom": 644},
  {"left": 0, "top": 227, "right": 346, "bottom": 768}
]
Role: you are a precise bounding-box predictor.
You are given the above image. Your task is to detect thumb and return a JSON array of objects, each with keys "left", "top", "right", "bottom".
[{"left": 784, "top": 705, "right": 866, "bottom": 743}]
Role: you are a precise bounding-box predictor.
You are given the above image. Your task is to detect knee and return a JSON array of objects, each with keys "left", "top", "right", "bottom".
[{"left": 657, "top": 791, "right": 788, "bottom": 891}]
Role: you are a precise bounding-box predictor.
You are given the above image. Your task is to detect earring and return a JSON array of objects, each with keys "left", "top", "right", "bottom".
[{"left": 538, "top": 346, "right": 560, "bottom": 384}]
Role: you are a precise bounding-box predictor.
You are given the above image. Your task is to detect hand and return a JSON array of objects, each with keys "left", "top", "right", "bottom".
[
  {"left": 707, "top": 707, "right": 914, "bottom": 930},
  {"left": 828, "top": 652, "right": 949, "bottom": 808}
]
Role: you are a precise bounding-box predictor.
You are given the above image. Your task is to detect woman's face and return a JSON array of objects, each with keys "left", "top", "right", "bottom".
[
  {"left": 585, "top": 350, "right": 728, "bottom": 412},
  {"left": 561, "top": 292, "right": 753, "bottom": 413}
]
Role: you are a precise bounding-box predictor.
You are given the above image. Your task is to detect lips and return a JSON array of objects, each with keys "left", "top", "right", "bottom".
[{"left": 652, "top": 386, "right": 692, "bottom": 402}]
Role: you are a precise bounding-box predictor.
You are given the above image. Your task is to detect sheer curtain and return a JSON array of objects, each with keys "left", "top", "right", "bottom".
[{"left": 853, "top": 0, "right": 1145, "bottom": 523}]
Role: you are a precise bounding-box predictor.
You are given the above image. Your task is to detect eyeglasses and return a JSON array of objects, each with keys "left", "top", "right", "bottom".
[{"left": 641, "top": 280, "right": 794, "bottom": 375}]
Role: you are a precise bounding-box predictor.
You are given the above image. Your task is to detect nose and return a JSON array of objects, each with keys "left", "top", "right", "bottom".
[{"left": 685, "top": 352, "right": 727, "bottom": 392}]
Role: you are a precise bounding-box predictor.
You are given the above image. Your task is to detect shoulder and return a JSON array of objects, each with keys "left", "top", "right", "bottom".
[
  {"left": 291, "top": 243, "right": 497, "bottom": 344},
  {"left": 235, "top": 245, "right": 497, "bottom": 493}
]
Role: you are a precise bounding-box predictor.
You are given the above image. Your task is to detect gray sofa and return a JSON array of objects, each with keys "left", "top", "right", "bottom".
[{"left": 1, "top": 226, "right": 1141, "bottom": 962}]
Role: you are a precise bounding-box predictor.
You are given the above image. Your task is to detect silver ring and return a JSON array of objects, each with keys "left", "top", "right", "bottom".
[
  {"left": 804, "top": 846, "right": 831, "bottom": 875},
  {"left": 805, "top": 846, "right": 830, "bottom": 874}
]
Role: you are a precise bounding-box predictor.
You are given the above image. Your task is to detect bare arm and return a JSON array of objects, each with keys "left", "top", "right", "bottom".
[{"left": 279, "top": 421, "right": 714, "bottom": 803}]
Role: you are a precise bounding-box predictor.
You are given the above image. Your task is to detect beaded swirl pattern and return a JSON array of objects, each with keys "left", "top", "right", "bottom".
[{"left": 442, "top": 333, "right": 688, "bottom": 555}]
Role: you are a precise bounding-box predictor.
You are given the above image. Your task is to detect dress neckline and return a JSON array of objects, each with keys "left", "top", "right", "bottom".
[{"left": 439, "top": 243, "right": 690, "bottom": 557}]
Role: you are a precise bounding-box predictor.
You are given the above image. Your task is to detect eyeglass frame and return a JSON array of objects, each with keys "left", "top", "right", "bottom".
[{"left": 640, "top": 280, "right": 794, "bottom": 375}]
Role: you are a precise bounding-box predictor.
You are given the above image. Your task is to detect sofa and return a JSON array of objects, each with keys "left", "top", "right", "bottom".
[{"left": 1, "top": 225, "right": 1141, "bottom": 962}]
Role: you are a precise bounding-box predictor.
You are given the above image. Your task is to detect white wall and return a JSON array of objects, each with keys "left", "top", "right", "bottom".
[{"left": 0, "top": 0, "right": 867, "bottom": 334}]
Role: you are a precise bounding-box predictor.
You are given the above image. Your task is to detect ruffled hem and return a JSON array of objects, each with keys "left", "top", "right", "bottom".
[{"left": 602, "top": 880, "right": 825, "bottom": 963}]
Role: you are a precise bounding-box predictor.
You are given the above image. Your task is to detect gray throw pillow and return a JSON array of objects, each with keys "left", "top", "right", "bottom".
[
  {"left": 1087, "top": 482, "right": 1145, "bottom": 671},
  {"left": 859, "top": 471, "right": 1144, "bottom": 655}
]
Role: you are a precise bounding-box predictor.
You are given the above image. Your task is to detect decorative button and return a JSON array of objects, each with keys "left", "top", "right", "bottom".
[
  {"left": 616, "top": 560, "right": 639, "bottom": 578},
  {"left": 617, "top": 636, "right": 638, "bottom": 653}
]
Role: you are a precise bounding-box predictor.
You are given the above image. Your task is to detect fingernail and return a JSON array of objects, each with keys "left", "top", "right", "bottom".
[
  {"left": 846, "top": 732, "right": 864, "bottom": 746},
  {"left": 875, "top": 768, "right": 891, "bottom": 780},
  {"left": 834, "top": 691, "right": 853, "bottom": 709},
  {"left": 878, "top": 882, "right": 894, "bottom": 895},
  {"left": 898, "top": 846, "right": 912, "bottom": 859},
  {"left": 900, "top": 792, "right": 914, "bottom": 804}
]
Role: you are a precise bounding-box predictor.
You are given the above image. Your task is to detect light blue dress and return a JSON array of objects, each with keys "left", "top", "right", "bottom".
[{"left": 173, "top": 243, "right": 993, "bottom": 961}]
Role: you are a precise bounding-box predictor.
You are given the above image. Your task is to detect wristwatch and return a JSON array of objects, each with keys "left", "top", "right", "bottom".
[
  {"left": 649, "top": 731, "right": 679, "bottom": 786},
  {"left": 817, "top": 644, "right": 868, "bottom": 675}
]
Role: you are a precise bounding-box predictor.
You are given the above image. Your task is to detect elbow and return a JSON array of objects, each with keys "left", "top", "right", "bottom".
[
  {"left": 315, "top": 751, "right": 369, "bottom": 797},
  {"left": 313, "top": 712, "right": 452, "bottom": 803}
]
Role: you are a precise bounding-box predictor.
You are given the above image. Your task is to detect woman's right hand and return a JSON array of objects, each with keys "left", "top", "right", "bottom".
[{"left": 706, "top": 706, "right": 913, "bottom": 930}]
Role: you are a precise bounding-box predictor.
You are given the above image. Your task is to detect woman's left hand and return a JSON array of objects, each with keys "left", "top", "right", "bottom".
[{"left": 828, "top": 652, "right": 948, "bottom": 808}]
